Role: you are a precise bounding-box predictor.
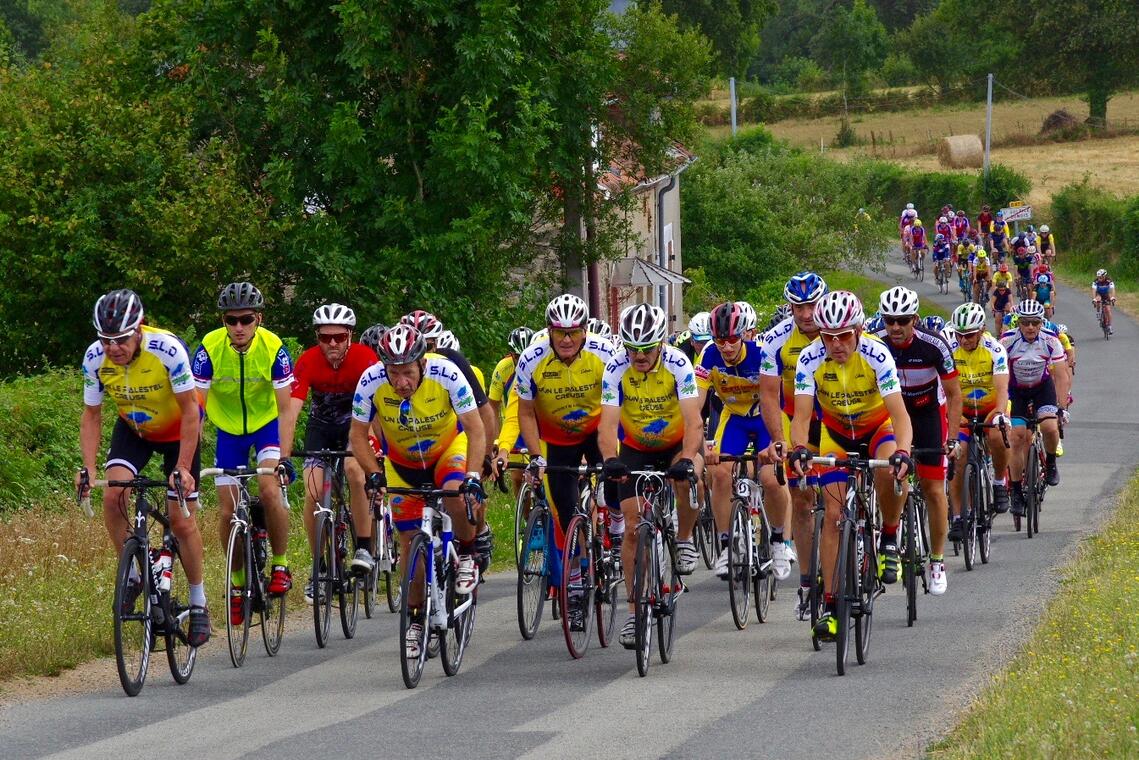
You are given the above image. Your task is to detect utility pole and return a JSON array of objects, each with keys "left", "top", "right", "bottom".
[
  {"left": 983, "top": 73, "right": 993, "bottom": 188},
  {"left": 729, "top": 77, "right": 737, "bottom": 137}
]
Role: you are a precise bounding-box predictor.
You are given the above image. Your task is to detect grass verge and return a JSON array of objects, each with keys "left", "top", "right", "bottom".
[
  {"left": 824, "top": 269, "right": 951, "bottom": 320},
  {"left": 927, "top": 471, "right": 1139, "bottom": 758}
]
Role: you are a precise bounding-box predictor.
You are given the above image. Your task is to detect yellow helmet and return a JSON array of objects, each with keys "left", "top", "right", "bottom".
[
  {"left": 977, "top": 250, "right": 988, "bottom": 259},
  {"left": 913, "top": 219, "right": 923, "bottom": 227}
]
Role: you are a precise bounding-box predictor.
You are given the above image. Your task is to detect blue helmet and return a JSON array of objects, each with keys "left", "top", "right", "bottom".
[
  {"left": 864, "top": 314, "right": 885, "bottom": 334},
  {"left": 783, "top": 272, "right": 828, "bottom": 305},
  {"left": 924, "top": 315, "right": 946, "bottom": 333}
]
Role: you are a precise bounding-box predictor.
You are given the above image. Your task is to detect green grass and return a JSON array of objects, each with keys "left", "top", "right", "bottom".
[
  {"left": 927, "top": 472, "right": 1139, "bottom": 758},
  {"left": 823, "top": 270, "right": 952, "bottom": 320}
]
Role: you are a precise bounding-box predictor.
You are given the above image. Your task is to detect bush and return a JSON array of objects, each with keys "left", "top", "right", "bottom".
[
  {"left": 695, "top": 101, "right": 729, "bottom": 126},
  {"left": 726, "top": 125, "right": 777, "bottom": 155},
  {"left": 1051, "top": 181, "right": 1137, "bottom": 276},
  {"left": 773, "top": 56, "right": 828, "bottom": 92},
  {"left": 880, "top": 53, "right": 917, "bottom": 86},
  {"left": 979, "top": 163, "right": 1032, "bottom": 208},
  {"left": 739, "top": 91, "right": 775, "bottom": 122}
]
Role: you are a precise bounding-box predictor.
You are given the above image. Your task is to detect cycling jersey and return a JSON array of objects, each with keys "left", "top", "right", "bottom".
[
  {"left": 1093, "top": 279, "right": 1114, "bottom": 298},
  {"left": 1000, "top": 330, "right": 1066, "bottom": 389},
  {"left": 795, "top": 335, "right": 902, "bottom": 440},
  {"left": 993, "top": 289, "right": 1013, "bottom": 311},
  {"left": 977, "top": 212, "right": 993, "bottom": 231},
  {"left": 695, "top": 340, "right": 765, "bottom": 417},
  {"left": 434, "top": 347, "right": 489, "bottom": 408},
  {"left": 290, "top": 343, "right": 378, "bottom": 426},
  {"left": 992, "top": 272, "right": 1014, "bottom": 290},
  {"left": 911, "top": 227, "right": 928, "bottom": 248},
  {"left": 899, "top": 210, "right": 916, "bottom": 229},
  {"left": 953, "top": 216, "right": 970, "bottom": 238},
  {"left": 933, "top": 242, "right": 952, "bottom": 261},
  {"left": 760, "top": 317, "right": 816, "bottom": 416},
  {"left": 870, "top": 326, "right": 956, "bottom": 411},
  {"left": 936, "top": 222, "right": 952, "bottom": 240},
  {"left": 488, "top": 355, "right": 517, "bottom": 408},
  {"left": 602, "top": 345, "right": 698, "bottom": 452},
  {"left": 946, "top": 332, "right": 1008, "bottom": 419},
  {"left": 193, "top": 327, "right": 292, "bottom": 436},
  {"left": 83, "top": 325, "right": 198, "bottom": 443},
  {"left": 351, "top": 355, "right": 477, "bottom": 468},
  {"left": 974, "top": 261, "right": 991, "bottom": 279},
  {"left": 1038, "top": 231, "right": 1056, "bottom": 251},
  {"left": 513, "top": 335, "right": 616, "bottom": 446},
  {"left": 1034, "top": 283, "right": 1054, "bottom": 303}
]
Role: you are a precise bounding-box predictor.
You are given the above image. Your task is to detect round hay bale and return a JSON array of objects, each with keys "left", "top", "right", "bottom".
[
  {"left": 937, "top": 134, "right": 983, "bottom": 169},
  {"left": 1041, "top": 109, "right": 1080, "bottom": 135}
]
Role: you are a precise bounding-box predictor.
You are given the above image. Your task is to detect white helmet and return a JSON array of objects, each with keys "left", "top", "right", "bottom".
[
  {"left": 586, "top": 317, "right": 612, "bottom": 340},
  {"left": 735, "top": 301, "right": 757, "bottom": 332},
  {"left": 1040, "top": 224, "right": 1050, "bottom": 233},
  {"left": 687, "top": 311, "right": 712, "bottom": 340},
  {"left": 815, "top": 291, "right": 865, "bottom": 331},
  {"left": 906, "top": 202, "right": 915, "bottom": 211},
  {"left": 619, "top": 303, "right": 668, "bottom": 345},
  {"left": 1096, "top": 268, "right": 1108, "bottom": 278},
  {"left": 878, "top": 286, "right": 920, "bottom": 317},
  {"left": 938, "top": 216, "right": 948, "bottom": 224},
  {"left": 1016, "top": 299, "right": 1045, "bottom": 319},
  {"left": 951, "top": 302, "right": 987, "bottom": 333},
  {"left": 313, "top": 303, "right": 356, "bottom": 327},
  {"left": 436, "top": 330, "right": 460, "bottom": 351},
  {"left": 545, "top": 294, "right": 588, "bottom": 329}
]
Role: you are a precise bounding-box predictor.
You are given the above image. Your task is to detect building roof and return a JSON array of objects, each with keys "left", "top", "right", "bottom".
[
  {"left": 610, "top": 257, "right": 691, "bottom": 287},
  {"left": 597, "top": 140, "right": 697, "bottom": 196}
]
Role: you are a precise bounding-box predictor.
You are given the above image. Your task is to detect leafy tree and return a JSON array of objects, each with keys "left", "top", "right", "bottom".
[
  {"left": 898, "top": 9, "right": 969, "bottom": 95},
  {"left": 660, "top": 0, "right": 774, "bottom": 76},
  {"left": 867, "top": 0, "right": 935, "bottom": 32},
  {"left": 811, "top": 0, "right": 888, "bottom": 98},
  {"left": 0, "top": 1, "right": 46, "bottom": 60}
]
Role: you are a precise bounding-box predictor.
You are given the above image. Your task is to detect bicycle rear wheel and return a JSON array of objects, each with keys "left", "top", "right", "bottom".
[
  {"left": 633, "top": 524, "right": 654, "bottom": 677},
  {"left": 902, "top": 496, "right": 918, "bottom": 627},
  {"left": 561, "top": 514, "right": 594, "bottom": 659},
  {"left": 752, "top": 506, "right": 774, "bottom": 623},
  {"left": 657, "top": 532, "right": 680, "bottom": 665},
  {"left": 513, "top": 482, "right": 534, "bottom": 569},
  {"left": 225, "top": 520, "right": 252, "bottom": 667},
  {"left": 400, "top": 533, "right": 430, "bottom": 689},
  {"left": 441, "top": 561, "right": 474, "bottom": 677},
  {"left": 834, "top": 520, "right": 854, "bottom": 676},
  {"left": 313, "top": 514, "right": 334, "bottom": 648},
  {"left": 384, "top": 516, "right": 403, "bottom": 613},
  {"left": 697, "top": 485, "right": 716, "bottom": 569},
  {"left": 808, "top": 503, "right": 825, "bottom": 651},
  {"left": 516, "top": 506, "right": 549, "bottom": 640},
  {"left": 338, "top": 515, "right": 360, "bottom": 640},
  {"left": 595, "top": 528, "right": 619, "bottom": 648},
  {"left": 258, "top": 527, "right": 285, "bottom": 656},
  {"left": 727, "top": 499, "right": 752, "bottom": 630},
  {"left": 365, "top": 513, "right": 380, "bottom": 620},
  {"left": 165, "top": 547, "right": 197, "bottom": 684},
  {"left": 978, "top": 477, "right": 992, "bottom": 564},
  {"left": 113, "top": 538, "right": 152, "bottom": 697},
  {"left": 855, "top": 525, "right": 877, "bottom": 666}
]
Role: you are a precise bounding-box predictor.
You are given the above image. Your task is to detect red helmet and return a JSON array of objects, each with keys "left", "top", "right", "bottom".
[
  {"left": 710, "top": 302, "right": 746, "bottom": 340},
  {"left": 400, "top": 310, "right": 443, "bottom": 339}
]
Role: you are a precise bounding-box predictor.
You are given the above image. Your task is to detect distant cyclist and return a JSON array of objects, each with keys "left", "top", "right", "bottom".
[
  {"left": 1092, "top": 269, "right": 1116, "bottom": 335},
  {"left": 1037, "top": 224, "right": 1058, "bottom": 265}
]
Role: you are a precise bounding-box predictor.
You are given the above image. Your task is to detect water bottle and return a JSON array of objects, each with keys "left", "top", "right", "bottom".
[
  {"left": 157, "top": 548, "right": 173, "bottom": 592},
  {"left": 149, "top": 547, "right": 162, "bottom": 588},
  {"left": 655, "top": 530, "right": 667, "bottom": 582},
  {"left": 984, "top": 452, "right": 995, "bottom": 481}
]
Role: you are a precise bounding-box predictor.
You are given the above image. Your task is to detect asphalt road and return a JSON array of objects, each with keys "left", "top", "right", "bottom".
[{"left": 3, "top": 261, "right": 1136, "bottom": 760}]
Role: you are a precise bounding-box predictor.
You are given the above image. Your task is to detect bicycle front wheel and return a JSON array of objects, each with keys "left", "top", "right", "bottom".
[
  {"left": 727, "top": 499, "right": 752, "bottom": 630},
  {"left": 594, "top": 527, "right": 619, "bottom": 648},
  {"left": 697, "top": 485, "right": 716, "bottom": 569},
  {"left": 752, "top": 506, "right": 773, "bottom": 623},
  {"left": 400, "top": 533, "right": 430, "bottom": 689},
  {"left": 834, "top": 520, "right": 854, "bottom": 677},
  {"left": 513, "top": 482, "right": 534, "bottom": 569},
  {"left": 854, "top": 525, "right": 877, "bottom": 666},
  {"left": 384, "top": 516, "right": 403, "bottom": 613},
  {"left": 165, "top": 547, "right": 197, "bottom": 684},
  {"left": 1025, "top": 442, "right": 1039, "bottom": 539},
  {"left": 225, "top": 520, "right": 252, "bottom": 667},
  {"left": 962, "top": 463, "right": 978, "bottom": 571},
  {"left": 516, "top": 506, "right": 549, "bottom": 640},
  {"left": 313, "top": 514, "right": 334, "bottom": 648},
  {"left": 657, "top": 532, "right": 679, "bottom": 665},
  {"left": 561, "top": 514, "right": 594, "bottom": 659},
  {"left": 113, "top": 538, "right": 152, "bottom": 697},
  {"left": 338, "top": 516, "right": 360, "bottom": 640},
  {"left": 258, "top": 528, "right": 286, "bottom": 656},
  {"left": 365, "top": 514, "right": 381, "bottom": 620},
  {"left": 633, "top": 524, "right": 654, "bottom": 677},
  {"left": 441, "top": 561, "right": 475, "bottom": 677},
  {"left": 902, "top": 496, "right": 918, "bottom": 628},
  {"left": 808, "top": 503, "right": 825, "bottom": 652}
]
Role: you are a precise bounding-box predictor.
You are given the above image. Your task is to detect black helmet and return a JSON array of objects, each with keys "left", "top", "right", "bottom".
[
  {"left": 217, "top": 282, "right": 264, "bottom": 311},
  {"left": 93, "top": 289, "right": 144, "bottom": 335},
  {"left": 359, "top": 324, "right": 387, "bottom": 354}
]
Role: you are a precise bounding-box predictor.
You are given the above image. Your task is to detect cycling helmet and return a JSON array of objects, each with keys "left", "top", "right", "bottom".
[
  {"left": 710, "top": 302, "right": 746, "bottom": 340},
  {"left": 508, "top": 326, "right": 535, "bottom": 355},
  {"left": 906, "top": 203, "right": 915, "bottom": 211},
  {"left": 1028, "top": 225, "right": 1035, "bottom": 233},
  {"left": 935, "top": 233, "right": 946, "bottom": 243},
  {"left": 864, "top": 314, "right": 885, "bottom": 334},
  {"left": 913, "top": 219, "right": 923, "bottom": 227},
  {"left": 768, "top": 303, "right": 792, "bottom": 329},
  {"left": 586, "top": 318, "right": 612, "bottom": 340},
  {"left": 951, "top": 302, "right": 987, "bottom": 333},
  {"left": 923, "top": 315, "right": 946, "bottom": 333},
  {"left": 217, "top": 282, "right": 264, "bottom": 311},
  {"left": 784, "top": 272, "right": 828, "bottom": 304},
  {"left": 878, "top": 286, "right": 920, "bottom": 317},
  {"left": 814, "top": 291, "right": 865, "bottom": 331},
  {"left": 674, "top": 330, "right": 691, "bottom": 346},
  {"left": 359, "top": 324, "right": 387, "bottom": 353},
  {"left": 1057, "top": 323, "right": 1070, "bottom": 336},
  {"left": 1016, "top": 299, "right": 1045, "bottom": 319},
  {"left": 1037, "top": 274, "right": 1051, "bottom": 284},
  {"left": 966, "top": 243, "right": 976, "bottom": 252},
  {"left": 1096, "top": 268, "right": 1108, "bottom": 279},
  {"left": 400, "top": 309, "right": 444, "bottom": 339},
  {"left": 999, "top": 263, "right": 1009, "bottom": 273},
  {"left": 976, "top": 250, "right": 988, "bottom": 259},
  {"left": 545, "top": 294, "right": 588, "bottom": 329},
  {"left": 312, "top": 303, "right": 356, "bottom": 327},
  {"left": 1040, "top": 224, "right": 1050, "bottom": 233},
  {"left": 938, "top": 216, "right": 948, "bottom": 224},
  {"left": 688, "top": 311, "right": 712, "bottom": 341},
  {"left": 619, "top": 303, "right": 668, "bottom": 345},
  {"left": 377, "top": 324, "right": 427, "bottom": 364},
  {"left": 93, "top": 289, "right": 144, "bottom": 334},
  {"left": 735, "top": 301, "right": 758, "bottom": 332},
  {"left": 436, "top": 330, "right": 460, "bottom": 351},
  {"left": 1027, "top": 245, "right": 1038, "bottom": 255},
  {"left": 995, "top": 210, "right": 1004, "bottom": 218},
  {"left": 531, "top": 327, "right": 549, "bottom": 345}
]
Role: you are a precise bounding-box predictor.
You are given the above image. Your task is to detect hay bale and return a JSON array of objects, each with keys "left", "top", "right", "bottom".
[
  {"left": 1041, "top": 109, "right": 1080, "bottom": 135},
  {"left": 937, "top": 134, "right": 983, "bottom": 168}
]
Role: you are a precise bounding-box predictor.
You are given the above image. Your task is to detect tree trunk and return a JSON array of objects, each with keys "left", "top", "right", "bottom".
[{"left": 1086, "top": 85, "right": 1110, "bottom": 128}]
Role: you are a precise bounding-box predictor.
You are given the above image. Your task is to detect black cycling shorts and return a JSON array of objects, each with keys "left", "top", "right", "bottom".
[
  {"left": 1010, "top": 381, "right": 1058, "bottom": 421},
  {"left": 907, "top": 403, "right": 948, "bottom": 480},
  {"left": 545, "top": 433, "right": 617, "bottom": 537},
  {"left": 106, "top": 418, "right": 202, "bottom": 500},
  {"left": 615, "top": 444, "right": 682, "bottom": 503},
  {"left": 302, "top": 419, "right": 350, "bottom": 470}
]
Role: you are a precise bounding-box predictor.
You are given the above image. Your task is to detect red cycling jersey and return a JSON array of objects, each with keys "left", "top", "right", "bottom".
[{"left": 291, "top": 343, "right": 378, "bottom": 426}]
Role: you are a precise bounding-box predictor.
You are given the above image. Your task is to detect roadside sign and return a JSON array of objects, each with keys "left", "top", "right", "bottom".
[
  {"left": 1002, "top": 205, "right": 1032, "bottom": 222},
  {"left": 1008, "top": 200, "right": 1025, "bottom": 208}
]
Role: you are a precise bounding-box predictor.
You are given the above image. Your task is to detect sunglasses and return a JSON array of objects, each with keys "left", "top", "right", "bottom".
[
  {"left": 624, "top": 342, "right": 660, "bottom": 355},
  {"left": 318, "top": 331, "right": 350, "bottom": 345},
  {"left": 883, "top": 316, "right": 913, "bottom": 326},
  {"left": 1019, "top": 319, "right": 1042, "bottom": 326},
  {"left": 98, "top": 331, "right": 136, "bottom": 346},
  {"left": 821, "top": 330, "right": 857, "bottom": 343},
  {"left": 957, "top": 329, "right": 982, "bottom": 339},
  {"left": 713, "top": 335, "right": 742, "bottom": 345},
  {"left": 551, "top": 327, "right": 585, "bottom": 341},
  {"left": 224, "top": 314, "right": 257, "bottom": 327}
]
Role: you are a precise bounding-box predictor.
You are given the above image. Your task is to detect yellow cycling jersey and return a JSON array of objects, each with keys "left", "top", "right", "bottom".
[
  {"left": 795, "top": 335, "right": 901, "bottom": 439},
  {"left": 488, "top": 355, "right": 516, "bottom": 407},
  {"left": 82, "top": 325, "right": 198, "bottom": 443},
  {"left": 513, "top": 335, "right": 616, "bottom": 446},
  {"left": 760, "top": 317, "right": 816, "bottom": 416},
  {"left": 602, "top": 345, "right": 698, "bottom": 452},
  {"left": 351, "top": 355, "right": 477, "bottom": 469},
  {"left": 992, "top": 272, "right": 1013, "bottom": 290},
  {"left": 695, "top": 340, "right": 765, "bottom": 417},
  {"left": 947, "top": 332, "right": 1008, "bottom": 418}
]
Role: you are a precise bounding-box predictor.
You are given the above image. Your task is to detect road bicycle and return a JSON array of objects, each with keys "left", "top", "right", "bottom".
[
  {"left": 957, "top": 267, "right": 972, "bottom": 303},
  {"left": 201, "top": 465, "right": 288, "bottom": 667},
  {"left": 693, "top": 457, "right": 717, "bottom": 570},
  {"left": 720, "top": 448, "right": 784, "bottom": 630},
  {"left": 911, "top": 248, "right": 926, "bottom": 281},
  {"left": 78, "top": 471, "right": 197, "bottom": 697},
  {"left": 951, "top": 420, "right": 1009, "bottom": 570},
  {"left": 934, "top": 257, "right": 951, "bottom": 295},
  {"left": 898, "top": 447, "right": 948, "bottom": 628},
  {"left": 385, "top": 484, "right": 479, "bottom": 688},
  {"left": 1095, "top": 297, "right": 1115, "bottom": 340},
  {"left": 1015, "top": 403, "right": 1059, "bottom": 538},
  {"left": 364, "top": 464, "right": 402, "bottom": 618}
]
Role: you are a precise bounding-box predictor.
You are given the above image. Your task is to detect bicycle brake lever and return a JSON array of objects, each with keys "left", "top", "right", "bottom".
[
  {"left": 173, "top": 471, "right": 190, "bottom": 519},
  {"left": 77, "top": 468, "right": 93, "bottom": 517}
]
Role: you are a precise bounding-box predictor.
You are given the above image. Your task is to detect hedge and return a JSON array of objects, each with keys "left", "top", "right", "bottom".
[{"left": 1051, "top": 182, "right": 1139, "bottom": 279}]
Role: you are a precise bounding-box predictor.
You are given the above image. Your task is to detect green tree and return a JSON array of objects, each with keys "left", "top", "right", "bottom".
[
  {"left": 899, "top": 10, "right": 969, "bottom": 95},
  {"left": 811, "top": 0, "right": 889, "bottom": 98},
  {"left": 661, "top": 0, "right": 774, "bottom": 76}
]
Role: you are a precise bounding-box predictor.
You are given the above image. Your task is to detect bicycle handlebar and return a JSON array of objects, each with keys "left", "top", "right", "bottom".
[
  {"left": 717, "top": 443, "right": 786, "bottom": 485},
  {"left": 291, "top": 449, "right": 353, "bottom": 459},
  {"left": 503, "top": 462, "right": 604, "bottom": 475},
  {"left": 87, "top": 474, "right": 190, "bottom": 519},
  {"left": 200, "top": 466, "right": 281, "bottom": 478}
]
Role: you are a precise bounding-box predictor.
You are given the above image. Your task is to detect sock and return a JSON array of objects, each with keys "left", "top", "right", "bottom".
[
  {"left": 459, "top": 540, "right": 475, "bottom": 556},
  {"left": 608, "top": 511, "right": 625, "bottom": 536},
  {"left": 994, "top": 477, "right": 1006, "bottom": 486},
  {"left": 881, "top": 524, "right": 899, "bottom": 544},
  {"left": 1046, "top": 453, "right": 1057, "bottom": 466},
  {"left": 931, "top": 554, "right": 944, "bottom": 563},
  {"left": 189, "top": 583, "right": 206, "bottom": 608},
  {"left": 356, "top": 535, "right": 372, "bottom": 553},
  {"left": 823, "top": 592, "right": 835, "bottom": 612},
  {"left": 231, "top": 568, "right": 246, "bottom": 587},
  {"left": 800, "top": 574, "right": 811, "bottom": 588},
  {"left": 719, "top": 532, "right": 729, "bottom": 548},
  {"left": 771, "top": 529, "right": 784, "bottom": 544},
  {"left": 271, "top": 555, "right": 288, "bottom": 568}
]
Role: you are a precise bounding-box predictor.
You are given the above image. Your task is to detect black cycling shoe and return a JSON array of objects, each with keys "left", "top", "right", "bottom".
[
  {"left": 1045, "top": 461, "right": 1060, "bottom": 487},
  {"left": 947, "top": 518, "right": 964, "bottom": 543},
  {"left": 188, "top": 605, "right": 211, "bottom": 648},
  {"left": 1009, "top": 486, "right": 1026, "bottom": 518},
  {"left": 879, "top": 542, "right": 900, "bottom": 584},
  {"left": 567, "top": 598, "right": 585, "bottom": 632},
  {"left": 992, "top": 483, "right": 1010, "bottom": 514}
]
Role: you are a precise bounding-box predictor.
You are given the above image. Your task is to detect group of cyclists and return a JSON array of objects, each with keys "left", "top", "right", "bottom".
[{"left": 76, "top": 261, "right": 1079, "bottom": 672}]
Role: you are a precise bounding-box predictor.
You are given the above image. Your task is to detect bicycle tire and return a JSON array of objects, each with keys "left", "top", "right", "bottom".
[
  {"left": 258, "top": 524, "right": 286, "bottom": 656},
  {"left": 903, "top": 495, "right": 917, "bottom": 628},
  {"left": 365, "top": 513, "right": 380, "bottom": 620},
  {"left": 225, "top": 519, "right": 252, "bottom": 667},
  {"left": 727, "top": 499, "right": 751, "bottom": 630},
  {"left": 560, "top": 514, "right": 594, "bottom": 659},
  {"left": 399, "top": 533, "right": 430, "bottom": 689},
  {"left": 338, "top": 515, "right": 360, "bottom": 640},
  {"left": 657, "top": 530, "right": 680, "bottom": 665},
  {"left": 855, "top": 523, "right": 876, "bottom": 666},
  {"left": 1025, "top": 441, "right": 1038, "bottom": 539},
  {"left": 516, "top": 505, "right": 549, "bottom": 640},
  {"left": 978, "top": 474, "right": 992, "bottom": 564},
  {"left": 963, "top": 463, "right": 977, "bottom": 571},
  {"left": 312, "top": 514, "right": 335, "bottom": 648},
  {"left": 165, "top": 546, "right": 196, "bottom": 684},
  {"left": 697, "top": 485, "right": 716, "bottom": 569},
  {"left": 752, "top": 505, "right": 773, "bottom": 624},
  {"left": 385, "top": 515, "right": 403, "bottom": 613},
  {"left": 633, "top": 524, "right": 654, "bottom": 677},
  {"left": 113, "top": 538, "right": 152, "bottom": 697},
  {"left": 595, "top": 527, "right": 619, "bottom": 648},
  {"left": 808, "top": 501, "right": 825, "bottom": 652},
  {"left": 513, "top": 482, "right": 534, "bottom": 569},
  {"left": 834, "top": 518, "right": 854, "bottom": 677},
  {"left": 440, "top": 557, "right": 470, "bottom": 677}
]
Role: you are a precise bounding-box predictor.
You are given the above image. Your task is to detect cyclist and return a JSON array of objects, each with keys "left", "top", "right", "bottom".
[
  {"left": 788, "top": 291, "right": 913, "bottom": 640},
  {"left": 760, "top": 271, "right": 828, "bottom": 615},
  {"left": 279, "top": 304, "right": 378, "bottom": 605},
  {"left": 192, "top": 282, "right": 296, "bottom": 609},
  {"left": 1001, "top": 299, "right": 1070, "bottom": 512},
  {"left": 1057, "top": 323, "right": 1077, "bottom": 375},
  {"left": 1012, "top": 244, "right": 1033, "bottom": 297},
  {"left": 977, "top": 205, "right": 994, "bottom": 250},
  {"left": 359, "top": 324, "right": 387, "bottom": 354},
  {"left": 935, "top": 216, "right": 953, "bottom": 244},
  {"left": 78, "top": 289, "right": 210, "bottom": 647},
  {"left": 952, "top": 210, "right": 970, "bottom": 242},
  {"left": 989, "top": 211, "right": 1009, "bottom": 259},
  {"left": 910, "top": 219, "right": 928, "bottom": 272},
  {"left": 992, "top": 266, "right": 1015, "bottom": 333},
  {"left": 932, "top": 233, "right": 953, "bottom": 283},
  {"left": 767, "top": 303, "right": 792, "bottom": 331},
  {"left": 350, "top": 324, "right": 486, "bottom": 657},
  {"left": 945, "top": 303, "right": 1012, "bottom": 532},
  {"left": 599, "top": 303, "right": 704, "bottom": 648},
  {"left": 1092, "top": 269, "right": 1116, "bottom": 335},
  {"left": 873, "top": 287, "right": 961, "bottom": 595},
  {"left": 488, "top": 326, "right": 535, "bottom": 499},
  {"left": 899, "top": 202, "right": 917, "bottom": 237},
  {"left": 972, "top": 250, "right": 993, "bottom": 303},
  {"left": 1038, "top": 224, "right": 1058, "bottom": 264},
  {"left": 1034, "top": 273, "right": 1056, "bottom": 320},
  {"left": 587, "top": 317, "right": 613, "bottom": 341},
  {"left": 696, "top": 302, "right": 792, "bottom": 582}
]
